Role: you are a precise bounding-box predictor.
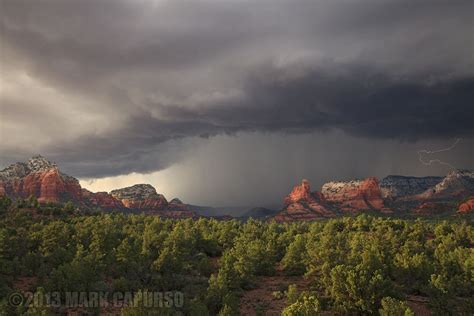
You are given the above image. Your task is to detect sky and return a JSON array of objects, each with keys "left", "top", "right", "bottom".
[{"left": 1, "top": 0, "right": 473, "bottom": 207}]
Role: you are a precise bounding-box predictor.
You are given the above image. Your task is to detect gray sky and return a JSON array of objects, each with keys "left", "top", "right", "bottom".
[{"left": 1, "top": 0, "right": 473, "bottom": 206}]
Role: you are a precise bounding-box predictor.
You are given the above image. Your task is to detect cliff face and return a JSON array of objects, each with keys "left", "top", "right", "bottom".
[
  {"left": 321, "top": 177, "right": 386, "bottom": 212},
  {"left": 274, "top": 179, "right": 333, "bottom": 222}
]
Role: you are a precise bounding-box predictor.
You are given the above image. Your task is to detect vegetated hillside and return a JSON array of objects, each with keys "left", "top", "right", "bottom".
[{"left": 0, "top": 203, "right": 472, "bottom": 315}]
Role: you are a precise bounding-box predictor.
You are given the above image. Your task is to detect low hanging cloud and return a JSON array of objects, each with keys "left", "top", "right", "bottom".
[{"left": 1, "top": 0, "right": 473, "bottom": 178}]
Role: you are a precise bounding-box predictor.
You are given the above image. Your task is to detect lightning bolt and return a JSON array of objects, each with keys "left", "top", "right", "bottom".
[{"left": 418, "top": 138, "right": 461, "bottom": 169}]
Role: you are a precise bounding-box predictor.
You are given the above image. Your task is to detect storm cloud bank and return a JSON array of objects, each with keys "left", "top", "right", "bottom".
[{"left": 1, "top": 0, "right": 473, "bottom": 179}]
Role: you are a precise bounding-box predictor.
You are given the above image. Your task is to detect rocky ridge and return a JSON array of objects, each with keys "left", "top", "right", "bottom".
[
  {"left": 418, "top": 170, "right": 474, "bottom": 200},
  {"left": 81, "top": 189, "right": 126, "bottom": 210},
  {"left": 0, "top": 156, "right": 196, "bottom": 218},
  {"left": 273, "top": 170, "right": 474, "bottom": 221},
  {"left": 379, "top": 175, "right": 443, "bottom": 200}
]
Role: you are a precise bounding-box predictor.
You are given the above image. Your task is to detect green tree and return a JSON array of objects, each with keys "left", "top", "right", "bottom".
[
  {"left": 286, "top": 284, "right": 299, "bottom": 305},
  {"left": 379, "top": 297, "right": 414, "bottom": 316},
  {"left": 26, "top": 287, "right": 52, "bottom": 316},
  {"left": 188, "top": 298, "right": 210, "bottom": 316},
  {"left": 0, "top": 196, "right": 12, "bottom": 213},
  {"left": 281, "top": 234, "right": 307, "bottom": 275},
  {"left": 329, "top": 264, "right": 395, "bottom": 313},
  {"left": 282, "top": 292, "right": 321, "bottom": 316}
]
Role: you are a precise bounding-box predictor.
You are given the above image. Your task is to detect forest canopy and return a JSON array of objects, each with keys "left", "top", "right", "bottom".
[{"left": 0, "top": 202, "right": 473, "bottom": 315}]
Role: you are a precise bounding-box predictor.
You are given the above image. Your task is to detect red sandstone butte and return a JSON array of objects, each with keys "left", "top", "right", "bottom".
[{"left": 274, "top": 179, "right": 333, "bottom": 222}]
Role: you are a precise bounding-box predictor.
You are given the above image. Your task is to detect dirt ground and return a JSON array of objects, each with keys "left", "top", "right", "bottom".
[
  {"left": 406, "top": 295, "right": 432, "bottom": 316},
  {"left": 239, "top": 273, "right": 311, "bottom": 316}
]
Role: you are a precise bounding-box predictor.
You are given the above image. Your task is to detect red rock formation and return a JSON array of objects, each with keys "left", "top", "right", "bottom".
[
  {"left": 82, "top": 189, "right": 125, "bottom": 210},
  {"left": 110, "top": 184, "right": 169, "bottom": 211},
  {"left": 0, "top": 167, "right": 82, "bottom": 203},
  {"left": 458, "top": 198, "right": 474, "bottom": 214},
  {"left": 273, "top": 179, "right": 333, "bottom": 222},
  {"left": 0, "top": 156, "right": 197, "bottom": 218},
  {"left": 39, "top": 169, "right": 82, "bottom": 203},
  {"left": 413, "top": 202, "right": 452, "bottom": 216},
  {"left": 284, "top": 179, "right": 325, "bottom": 205},
  {"left": 120, "top": 196, "right": 168, "bottom": 210},
  {"left": 273, "top": 204, "right": 328, "bottom": 222},
  {"left": 109, "top": 184, "right": 197, "bottom": 218},
  {"left": 321, "top": 177, "right": 387, "bottom": 212}
]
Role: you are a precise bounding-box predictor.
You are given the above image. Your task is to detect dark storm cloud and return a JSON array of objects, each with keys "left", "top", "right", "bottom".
[
  {"left": 47, "top": 114, "right": 232, "bottom": 177},
  {"left": 1, "top": 0, "right": 473, "bottom": 177},
  {"left": 189, "top": 65, "right": 474, "bottom": 139},
  {"left": 43, "top": 67, "right": 474, "bottom": 178}
]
